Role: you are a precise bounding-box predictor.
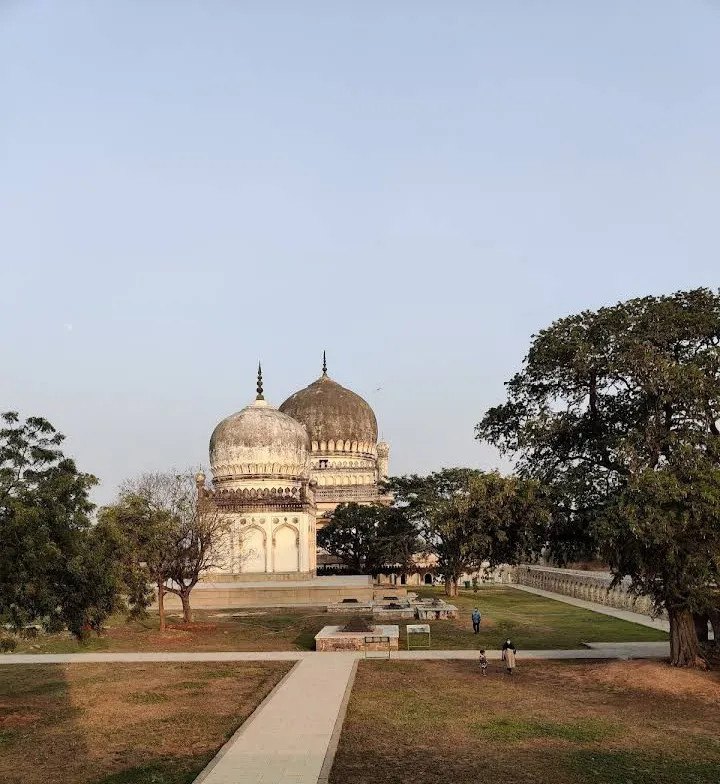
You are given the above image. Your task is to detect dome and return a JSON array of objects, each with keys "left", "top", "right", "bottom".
[
  {"left": 279, "top": 358, "right": 378, "bottom": 451},
  {"left": 209, "top": 367, "right": 310, "bottom": 483}
]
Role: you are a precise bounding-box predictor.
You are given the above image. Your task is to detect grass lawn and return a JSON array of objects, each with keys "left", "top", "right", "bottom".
[
  {"left": 6, "top": 586, "right": 667, "bottom": 655},
  {"left": 331, "top": 659, "right": 720, "bottom": 784},
  {"left": 0, "top": 661, "right": 291, "bottom": 784},
  {"left": 411, "top": 586, "right": 668, "bottom": 649}
]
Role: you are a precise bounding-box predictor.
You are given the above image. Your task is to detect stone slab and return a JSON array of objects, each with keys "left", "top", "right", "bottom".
[
  {"left": 416, "top": 604, "right": 458, "bottom": 620},
  {"left": 315, "top": 624, "right": 399, "bottom": 652}
]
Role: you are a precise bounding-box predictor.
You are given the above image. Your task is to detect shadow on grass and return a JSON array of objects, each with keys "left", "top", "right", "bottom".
[
  {"left": 91, "top": 755, "right": 213, "bottom": 784},
  {"left": 568, "top": 750, "right": 720, "bottom": 784},
  {"left": 0, "top": 665, "right": 88, "bottom": 784}
]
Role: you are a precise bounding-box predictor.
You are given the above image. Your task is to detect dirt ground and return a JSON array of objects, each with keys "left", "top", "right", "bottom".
[
  {"left": 331, "top": 659, "right": 720, "bottom": 784},
  {"left": 0, "top": 661, "right": 292, "bottom": 784}
]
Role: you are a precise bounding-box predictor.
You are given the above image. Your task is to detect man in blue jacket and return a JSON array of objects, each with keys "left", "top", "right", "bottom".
[{"left": 471, "top": 607, "right": 482, "bottom": 633}]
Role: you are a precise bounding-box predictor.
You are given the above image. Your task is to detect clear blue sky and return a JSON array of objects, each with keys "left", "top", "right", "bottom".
[{"left": 2, "top": 2, "right": 719, "bottom": 505}]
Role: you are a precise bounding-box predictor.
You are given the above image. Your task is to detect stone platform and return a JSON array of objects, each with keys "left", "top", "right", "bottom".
[
  {"left": 415, "top": 600, "right": 458, "bottom": 620},
  {"left": 161, "top": 575, "right": 373, "bottom": 610},
  {"left": 314, "top": 624, "right": 399, "bottom": 652}
]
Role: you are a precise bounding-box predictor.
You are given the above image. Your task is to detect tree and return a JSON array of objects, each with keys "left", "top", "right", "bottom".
[
  {"left": 477, "top": 288, "right": 720, "bottom": 667},
  {"left": 0, "top": 411, "right": 117, "bottom": 638},
  {"left": 107, "top": 471, "right": 233, "bottom": 626},
  {"left": 318, "top": 503, "right": 420, "bottom": 575},
  {"left": 385, "top": 468, "right": 549, "bottom": 596},
  {"left": 96, "top": 492, "right": 175, "bottom": 630},
  {"left": 600, "top": 454, "right": 720, "bottom": 666}
]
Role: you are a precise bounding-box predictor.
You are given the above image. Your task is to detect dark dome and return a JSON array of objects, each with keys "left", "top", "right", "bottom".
[{"left": 279, "top": 373, "right": 378, "bottom": 448}]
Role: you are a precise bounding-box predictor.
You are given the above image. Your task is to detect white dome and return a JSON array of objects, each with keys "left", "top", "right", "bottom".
[{"left": 210, "top": 398, "right": 310, "bottom": 486}]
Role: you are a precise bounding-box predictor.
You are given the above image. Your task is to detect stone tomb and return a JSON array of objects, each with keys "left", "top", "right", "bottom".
[
  {"left": 327, "top": 599, "right": 374, "bottom": 614},
  {"left": 372, "top": 601, "right": 415, "bottom": 620},
  {"left": 315, "top": 617, "right": 399, "bottom": 652},
  {"left": 415, "top": 598, "right": 458, "bottom": 620}
]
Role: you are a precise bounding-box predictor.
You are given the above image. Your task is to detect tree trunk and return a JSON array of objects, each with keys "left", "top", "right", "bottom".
[
  {"left": 445, "top": 577, "right": 458, "bottom": 597},
  {"left": 180, "top": 590, "right": 193, "bottom": 624},
  {"left": 157, "top": 580, "right": 166, "bottom": 633},
  {"left": 668, "top": 606, "right": 706, "bottom": 668}
]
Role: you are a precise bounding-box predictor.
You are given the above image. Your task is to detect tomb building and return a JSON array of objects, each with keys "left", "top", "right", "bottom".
[
  {"left": 203, "top": 364, "right": 317, "bottom": 580},
  {"left": 167, "top": 358, "right": 392, "bottom": 608}
]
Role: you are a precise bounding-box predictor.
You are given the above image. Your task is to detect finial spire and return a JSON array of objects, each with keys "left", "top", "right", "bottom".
[
  {"left": 322, "top": 350, "right": 327, "bottom": 377},
  {"left": 256, "top": 362, "right": 264, "bottom": 400}
]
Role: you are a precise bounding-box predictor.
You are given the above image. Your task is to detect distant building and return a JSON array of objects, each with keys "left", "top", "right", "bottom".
[{"left": 181, "top": 356, "right": 390, "bottom": 606}]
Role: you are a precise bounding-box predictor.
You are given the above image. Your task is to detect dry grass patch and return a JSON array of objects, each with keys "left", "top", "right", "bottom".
[
  {"left": 331, "top": 659, "right": 720, "bottom": 784},
  {"left": 0, "top": 661, "right": 292, "bottom": 784}
]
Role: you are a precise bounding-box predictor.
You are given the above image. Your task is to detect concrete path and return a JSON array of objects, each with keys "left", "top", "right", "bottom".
[
  {"left": 0, "top": 651, "right": 307, "bottom": 664},
  {"left": 394, "top": 641, "right": 669, "bottom": 660},
  {"left": 510, "top": 583, "right": 671, "bottom": 632},
  {"left": 0, "top": 641, "right": 669, "bottom": 666},
  {"left": 195, "top": 655, "right": 357, "bottom": 784}
]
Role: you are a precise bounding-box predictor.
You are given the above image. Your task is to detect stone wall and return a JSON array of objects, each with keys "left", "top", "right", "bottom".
[
  {"left": 513, "top": 565, "right": 661, "bottom": 618},
  {"left": 315, "top": 635, "right": 398, "bottom": 652}
]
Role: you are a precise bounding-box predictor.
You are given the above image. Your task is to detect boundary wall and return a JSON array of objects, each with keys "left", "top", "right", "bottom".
[{"left": 513, "top": 565, "right": 661, "bottom": 618}]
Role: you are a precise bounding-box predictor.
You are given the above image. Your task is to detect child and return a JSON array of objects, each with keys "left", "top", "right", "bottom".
[{"left": 478, "top": 649, "right": 488, "bottom": 676}]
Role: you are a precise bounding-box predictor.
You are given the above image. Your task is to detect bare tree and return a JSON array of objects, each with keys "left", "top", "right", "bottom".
[{"left": 119, "top": 470, "right": 235, "bottom": 626}]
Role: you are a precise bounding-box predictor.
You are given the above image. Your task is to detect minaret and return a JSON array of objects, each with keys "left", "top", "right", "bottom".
[{"left": 376, "top": 440, "right": 390, "bottom": 480}]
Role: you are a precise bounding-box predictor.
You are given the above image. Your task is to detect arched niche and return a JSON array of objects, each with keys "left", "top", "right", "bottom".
[
  {"left": 242, "top": 526, "right": 266, "bottom": 573},
  {"left": 273, "top": 524, "right": 299, "bottom": 572}
]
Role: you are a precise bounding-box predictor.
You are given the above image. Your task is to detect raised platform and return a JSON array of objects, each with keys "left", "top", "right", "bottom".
[
  {"left": 161, "top": 575, "right": 374, "bottom": 610},
  {"left": 315, "top": 624, "right": 400, "bottom": 652}
]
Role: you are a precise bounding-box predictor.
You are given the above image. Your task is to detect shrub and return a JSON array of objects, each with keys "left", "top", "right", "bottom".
[{"left": 0, "top": 637, "right": 17, "bottom": 653}]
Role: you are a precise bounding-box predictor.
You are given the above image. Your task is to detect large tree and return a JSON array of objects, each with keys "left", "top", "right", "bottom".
[
  {"left": 477, "top": 288, "right": 720, "bottom": 667},
  {"left": 0, "top": 411, "right": 118, "bottom": 638},
  {"left": 386, "top": 468, "right": 549, "bottom": 596},
  {"left": 104, "top": 471, "right": 233, "bottom": 626},
  {"left": 318, "top": 502, "right": 420, "bottom": 575}
]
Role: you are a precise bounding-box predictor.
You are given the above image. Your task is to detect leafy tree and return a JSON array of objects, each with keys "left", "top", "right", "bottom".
[
  {"left": 386, "top": 468, "right": 549, "bottom": 596},
  {"left": 600, "top": 453, "right": 720, "bottom": 666},
  {"left": 96, "top": 492, "right": 175, "bottom": 630},
  {"left": 103, "top": 471, "right": 233, "bottom": 627},
  {"left": 0, "top": 411, "right": 116, "bottom": 638},
  {"left": 318, "top": 503, "right": 420, "bottom": 575},
  {"left": 477, "top": 288, "right": 720, "bottom": 667}
]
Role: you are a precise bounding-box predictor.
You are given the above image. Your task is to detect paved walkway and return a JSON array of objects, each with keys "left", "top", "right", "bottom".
[
  {"left": 0, "top": 641, "right": 669, "bottom": 666},
  {"left": 510, "top": 583, "right": 671, "bottom": 631},
  {"left": 195, "top": 655, "right": 357, "bottom": 784}
]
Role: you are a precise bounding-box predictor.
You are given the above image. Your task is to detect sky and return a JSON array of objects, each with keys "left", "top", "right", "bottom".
[{"left": 1, "top": 1, "right": 719, "bottom": 506}]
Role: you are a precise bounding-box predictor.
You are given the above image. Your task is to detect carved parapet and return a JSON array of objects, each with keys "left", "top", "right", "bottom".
[
  {"left": 211, "top": 485, "right": 313, "bottom": 513},
  {"left": 513, "top": 565, "right": 666, "bottom": 620}
]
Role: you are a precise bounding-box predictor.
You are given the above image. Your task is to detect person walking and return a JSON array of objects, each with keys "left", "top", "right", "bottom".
[
  {"left": 471, "top": 607, "right": 481, "bottom": 633},
  {"left": 501, "top": 638, "right": 517, "bottom": 674},
  {"left": 478, "top": 649, "right": 488, "bottom": 677}
]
